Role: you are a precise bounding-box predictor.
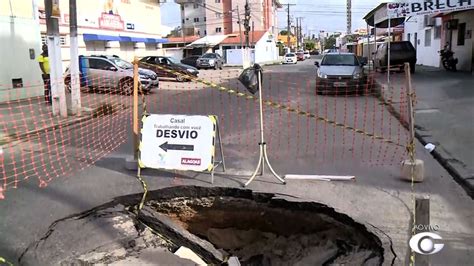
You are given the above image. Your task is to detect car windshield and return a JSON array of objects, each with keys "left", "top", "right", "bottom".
[
  {"left": 166, "top": 57, "right": 179, "bottom": 64},
  {"left": 286, "top": 53, "right": 295, "bottom": 57},
  {"left": 110, "top": 58, "right": 133, "bottom": 69},
  {"left": 321, "top": 54, "right": 359, "bottom": 66},
  {"left": 202, "top": 54, "right": 216, "bottom": 58}
]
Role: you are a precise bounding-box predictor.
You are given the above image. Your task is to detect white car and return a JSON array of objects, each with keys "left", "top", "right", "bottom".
[
  {"left": 284, "top": 53, "right": 297, "bottom": 64},
  {"left": 304, "top": 51, "right": 311, "bottom": 59}
]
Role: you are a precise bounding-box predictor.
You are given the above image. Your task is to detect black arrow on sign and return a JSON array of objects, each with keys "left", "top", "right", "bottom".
[{"left": 159, "top": 141, "right": 194, "bottom": 152}]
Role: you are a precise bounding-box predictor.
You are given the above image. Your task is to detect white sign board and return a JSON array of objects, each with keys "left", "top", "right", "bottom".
[
  {"left": 388, "top": 1, "right": 474, "bottom": 17},
  {"left": 139, "top": 114, "right": 216, "bottom": 172}
]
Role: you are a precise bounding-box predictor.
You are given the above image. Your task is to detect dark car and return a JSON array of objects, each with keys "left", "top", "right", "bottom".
[
  {"left": 374, "top": 41, "right": 416, "bottom": 73},
  {"left": 138, "top": 56, "right": 199, "bottom": 82},
  {"left": 296, "top": 52, "right": 305, "bottom": 61},
  {"left": 314, "top": 52, "right": 367, "bottom": 94},
  {"left": 180, "top": 55, "right": 200, "bottom": 68},
  {"left": 196, "top": 53, "right": 224, "bottom": 70}
]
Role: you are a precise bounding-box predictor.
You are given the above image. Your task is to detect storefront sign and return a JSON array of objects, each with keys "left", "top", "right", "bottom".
[
  {"left": 98, "top": 13, "right": 124, "bottom": 30},
  {"left": 389, "top": 1, "right": 474, "bottom": 17},
  {"left": 126, "top": 23, "right": 135, "bottom": 30}
]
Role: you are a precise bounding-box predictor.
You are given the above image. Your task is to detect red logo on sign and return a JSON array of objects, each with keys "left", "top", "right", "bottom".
[
  {"left": 98, "top": 13, "right": 124, "bottom": 30},
  {"left": 181, "top": 158, "right": 201, "bottom": 166}
]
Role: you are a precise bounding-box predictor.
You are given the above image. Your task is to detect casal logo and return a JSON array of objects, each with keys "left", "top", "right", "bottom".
[{"left": 409, "top": 232, "right": 444, "bottom": 255}]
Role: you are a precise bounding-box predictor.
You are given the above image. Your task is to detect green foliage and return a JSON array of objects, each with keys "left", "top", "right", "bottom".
[{"left": 304, "top": 41, "right": 315, "bottom": 51}]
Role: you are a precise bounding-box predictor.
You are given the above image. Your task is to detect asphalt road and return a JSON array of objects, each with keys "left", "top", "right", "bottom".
[{"left": 1, "top": 58, "right": 473, "bottom": 265}]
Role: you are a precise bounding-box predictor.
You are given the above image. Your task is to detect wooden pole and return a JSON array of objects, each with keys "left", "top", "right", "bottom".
[
  {"left": 405, "top": 62, "right": 415, "bottom": 162},
  {"left": 133, "top": 57, "right": 139, "bottom": 160}
]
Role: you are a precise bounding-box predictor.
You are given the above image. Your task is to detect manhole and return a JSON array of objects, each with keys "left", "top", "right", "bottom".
[{"left": 20, "top": 186, "right": 386, "bottom": 265}]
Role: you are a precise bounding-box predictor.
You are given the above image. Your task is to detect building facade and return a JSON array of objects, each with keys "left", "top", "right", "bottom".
[
  {"left": 37, "top": 0, "right": 167, "bottom": 67},
  {"left": 176, "top": 0, "right": 280, "bottom": 38},
  {"left": 1, "top": 0, "right": 43, "bottom": 101},
  {"left": 404, "top": 15, "right": 443, "bottom": 67}
]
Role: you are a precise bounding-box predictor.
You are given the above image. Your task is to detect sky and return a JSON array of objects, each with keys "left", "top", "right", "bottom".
[{"left": 160, "top": 0, "right": 384, "bottom": 34}]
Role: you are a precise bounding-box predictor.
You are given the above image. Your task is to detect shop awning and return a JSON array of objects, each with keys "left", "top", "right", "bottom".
[
  {"left": 186, "top": 35, "right": 228, "bottom": 48},
  {"left": 83, "top": 34, "right": 121, "bottom": 42},
  {"left": 83, "top": 34, "right": 168, "bottom": 43}
]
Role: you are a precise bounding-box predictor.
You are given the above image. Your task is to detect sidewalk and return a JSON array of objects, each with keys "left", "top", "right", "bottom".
[
  {"left": 376, "top": 66, "right": 474, "bottom": 197},
  {"left": 0, "top": 96, "right": 97, "bottom": 145}
]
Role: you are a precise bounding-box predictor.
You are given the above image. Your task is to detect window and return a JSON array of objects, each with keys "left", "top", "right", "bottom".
[
  {"left": 434, "top": 26, "right": 441, "bottom": 39},
  {"left": 204, "top": 30, "right": 207, "bottom": 35},
  {"left": 424, "top": 29, "right": 431, "bottom": 47},
  {"left": 180, "top": 5, "right": 184, "bottom": 10},
  {"left": 194, "top": 17, "right": 199, "bottom": 22},
  {"left": 215, "top": 0, "right": 221, "bottom": 3},
  {"left": 216, "top": 27, "right": 222, "bottom": 33},
  {"left": 182, "top": 19, "right": 184, "bottom": 24},
  {"left": 407, "top": 33, "right": 411, "bottom": 43},
  {"left": 215, "top": 12, "right": 221, "bottom": 18},
  {"left": 197, "top": 30, "right": 200, "bottom": 35},
  {"left": 204, "top": 17, "right": 206, "bottom": 22},
  {"left": 193, "top": 4, "right": 199, "bottom": 9},
  {"left": 457, "top": 23, "right": 466, "bottom": 46},
  {"left": 88, "top": 59, "right": 113, "bottom": 70}
]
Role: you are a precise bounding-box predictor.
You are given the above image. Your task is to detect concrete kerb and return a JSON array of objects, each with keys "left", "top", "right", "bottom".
[{"left": 373, "top": 79, "right": 474, "bottom": 199}]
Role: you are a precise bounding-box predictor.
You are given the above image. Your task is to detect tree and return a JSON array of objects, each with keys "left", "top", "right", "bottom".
[
  {"left": 304, "top": 41, "right": 315, "bottom": 51},
  {"left": 279, "top": 30, "right": 290, "bottom": 35},
  {"left": 277, "top": 42, "right": 285, "bottom": 56},
  {"left": 324, "top": 36, "right": 336, "bottom": 49}
]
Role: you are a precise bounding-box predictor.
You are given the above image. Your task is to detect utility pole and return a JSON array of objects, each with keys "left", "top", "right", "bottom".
[
  {"left": 237, "top": 5, "right": 243, "bottom": 49},
  {"left": 251, "top": 20, "right": 255, "bottom": 47},
  {"left": 45, "top": 0, "right": 67, "bottom": 117},
  {"left": 347, "top": 0, "right": 352, "bottom": 34},
  {"left": 244, "top": 0, "right": 251, "bottom": 47},
  {"left": 287, "top": 3, "right": 291, "bottom": 51},
  {"left": 69, "top": 0, "right": 81, "bottom": 116},
  {"left": 243, "top": 0, "right": 251, "bottom": 67}
]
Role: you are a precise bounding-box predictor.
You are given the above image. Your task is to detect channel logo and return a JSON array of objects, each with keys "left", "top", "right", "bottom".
[{"left": 409, "top": 232, "right": 444, "bottom": 255}]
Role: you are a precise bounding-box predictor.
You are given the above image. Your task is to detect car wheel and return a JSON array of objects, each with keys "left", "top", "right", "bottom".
[
  {"left": 219, "top": 63, "right": 223, "bottom": 70},
  {"left": 119, "top": 78, "right": 134, "bottom": 95},
  {"left": 176, "top": 74, "right": 185, "bottom": 82}
]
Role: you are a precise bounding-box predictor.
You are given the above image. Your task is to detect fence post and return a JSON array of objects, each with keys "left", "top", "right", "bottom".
[
  {"left": 133, "top": 57, "right": 139, "bottom": 160},
  {"left": 401, "top": 63, "right": 424, "bottom": 182}
]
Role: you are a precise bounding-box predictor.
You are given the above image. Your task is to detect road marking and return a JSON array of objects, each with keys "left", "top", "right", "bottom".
[
  {"left": 285, "top": 174, "right": 355, "bottom": 181},
  {"left": 415, "top": 109, "right": 440, "bottom": 114}
]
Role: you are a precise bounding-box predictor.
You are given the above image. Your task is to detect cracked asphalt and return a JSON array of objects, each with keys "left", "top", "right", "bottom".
[{"left": 1, "top": 59, "right": 473, "bottom": 265}]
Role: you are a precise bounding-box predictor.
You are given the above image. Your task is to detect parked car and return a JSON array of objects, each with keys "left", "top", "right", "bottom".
[
  {"left": 64, "top": 55, "right": 159, "bottom": 95},
  {"left": 284, "top": 53, "right": 297, "bottom": 64},
  {"left": 323, "top": 48, "right": 338, "bottom": 55},
  {"left": 296, "top": 52, "right": 305, "bottom": 61},
  {"left": 304, "top": 50, "right": 311, "bottom": 59},
  {"left": 196, "top": 53, "right": 224, "bottom": 70},
  {"left": 139, "top": 56, "right": 199, "bottom": 82},
  {"left": 314, "top": 52, "right": 367, "bottom": 94},
  {"left": 373, "top": 41, "right": 416, "bottom": 73},
  {"left": 180, "top": 55, "right": 201, "bottom": 68},
  {"left": 310, "top": 50, "right": 320, "bottom": 55}
]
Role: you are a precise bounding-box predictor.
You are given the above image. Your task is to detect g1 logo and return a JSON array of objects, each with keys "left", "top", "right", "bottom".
[{"left": 409, "top": 232, "right": 444, "bottom": 255}]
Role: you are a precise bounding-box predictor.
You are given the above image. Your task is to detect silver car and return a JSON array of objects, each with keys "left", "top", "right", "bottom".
[
  {"left": 314, "top": 53, "right": 367, "bottom": 93},
  {"left": 65, "top": 55, "right": 159, "bottom": 95}
]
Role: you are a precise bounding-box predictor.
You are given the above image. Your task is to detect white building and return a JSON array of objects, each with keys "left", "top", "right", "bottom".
[
  {"left": 404, "top": 15, "right": 443, "bottom": 67},
  {"left": 176, "top": 0, "right": 281, "bottom": 38},
  {"left": 1, "top": 0, "right": 43, "bottom": 101}
]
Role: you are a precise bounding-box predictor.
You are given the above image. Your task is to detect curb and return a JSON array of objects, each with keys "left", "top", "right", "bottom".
[{"left": 373, "top": 80, "right": 474, "bottom": 199}]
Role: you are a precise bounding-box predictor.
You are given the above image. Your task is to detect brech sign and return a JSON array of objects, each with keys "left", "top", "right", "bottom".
[
  {"left": 388, "top": 0, "right": 474, "bottom": 17},
  {"left": 139, "top": 114, "right": 216, "bottom": 172}
]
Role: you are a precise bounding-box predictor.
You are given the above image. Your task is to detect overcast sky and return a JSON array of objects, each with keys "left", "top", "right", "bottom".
[{"left": 161, "top": 0, "right": 383, "bottom": 33}]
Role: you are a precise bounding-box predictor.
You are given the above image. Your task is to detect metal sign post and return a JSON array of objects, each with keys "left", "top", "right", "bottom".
[{"left": 244, "top": 67, "right": 286, "bottom": 187}]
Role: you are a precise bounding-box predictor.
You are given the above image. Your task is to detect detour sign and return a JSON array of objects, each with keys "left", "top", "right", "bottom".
[{"left": 139, "top": 114, "right": 216, "bottom": 172}]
